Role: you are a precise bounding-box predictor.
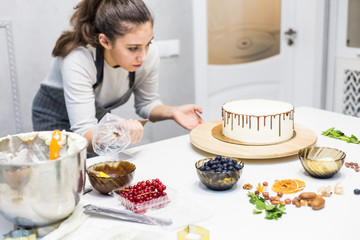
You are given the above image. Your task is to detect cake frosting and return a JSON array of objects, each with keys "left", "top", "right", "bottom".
[{"left": 222, "top": 99, "right": 294, "bottom": 144}]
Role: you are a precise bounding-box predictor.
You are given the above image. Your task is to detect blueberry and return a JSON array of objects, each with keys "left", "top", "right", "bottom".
[
  {"left": 354, "top": 189, "right": 360, "bottom": 195},
  {"left": 220, "top": 158, "right": 226, "bottom": 164},
  {"left": 209, "top": 159, "right": 215, "bottom": 165},
  {"left": 215, "top": 155, "right": 221, "bottom": 160},
  {"left": 227, "top": 161, "right": 234, "bottom": 166},
  {"left": 228, "top": 166, "right": 234, "bottom": 171},
  {"left": 222, "top": 170, "right": 227, "bottom": 173},
  {"left": 234, "top": 164, "right": 242, "bottom": 170},
  {"left": 199, "top": 166, "right": 205, "bottom": 171},
  {"left": 215, "top": 167, "right": 223, "bottom": 172},
  {"left": 205, "top": 166, "right": 211, "bottom": 171},
  {"left": 211, "top": 164, "right": 217, "bottom": 169},
  {"left": 222, "top": 163, "right": 228, "bottom": 169}
]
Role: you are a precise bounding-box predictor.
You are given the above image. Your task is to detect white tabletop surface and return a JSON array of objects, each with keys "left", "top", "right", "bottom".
[{"left": 1, "top": 106, "right": 360, "bottom": 240}]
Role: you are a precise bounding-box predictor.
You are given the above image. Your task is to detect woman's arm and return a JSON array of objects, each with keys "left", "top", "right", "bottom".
[
  {"left": 149, "top": 104, "right": 204, "bottom": 130},
  {"left": 84, "top": 119, "right": 144, "bottom": 153}
]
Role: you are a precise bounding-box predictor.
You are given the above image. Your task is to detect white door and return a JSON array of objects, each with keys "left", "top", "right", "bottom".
[{"left": 194, "top": 0, "right": 297, "bottom": 121}]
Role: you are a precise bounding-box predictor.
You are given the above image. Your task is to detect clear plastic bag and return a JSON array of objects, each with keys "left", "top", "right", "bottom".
[{"left": 92, "top": 113, "right": 131, "bottom": 156}]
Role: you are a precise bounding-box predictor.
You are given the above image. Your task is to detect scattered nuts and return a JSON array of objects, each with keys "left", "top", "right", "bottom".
[
  {"left": 285, "top": 198, "right": 291, "bottom": 204},
  {"left": 277, "top": 192, "right": 283, "bottom": 198},
  {"left": 345, "top": 162, "right": 360, "bottom": 173},
  {"left": 271, "top": 200, "right": 279, "bottom": 205},
  {"left": 299, "top": 192, "right": 317, "bottom": 200},
  {"left": 311, "top": 198, "right": 325, "bottom": 210},
  {"left": 334, "top": 182, "right": 344, "bottom": 195},
  {"left": 274, "top": 196, "right": 281, "bottom": 201},
  {"left": 263, "top": 181, "right": 268, "bottom": 186},
  {"left": 300, "top": 199, "right": 308, "bottom": 206},
  {"left": 279, "top": 201, "right": 286, "bottom": 206},
  {"left": 318, "top": 185, "right": 332, "bottom": 197},
  {"left": 243, "top": 183, "right": 253, "bottom": 190}
]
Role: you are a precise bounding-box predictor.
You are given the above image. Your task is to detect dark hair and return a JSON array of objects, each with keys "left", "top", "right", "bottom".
[{"left": 52, "top": 0, "right": 153, "bottom": 58}]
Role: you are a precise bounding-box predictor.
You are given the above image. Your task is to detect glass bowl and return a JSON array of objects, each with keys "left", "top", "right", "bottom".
[
  {"left": 298, "top": 146, "right": 346, "bottom": 178},
  {"left": 195, "top": 156, "right": 244, "bottom": 191},
  {"left": 86, "top": 160, "right": 135, "bottom": 194}
]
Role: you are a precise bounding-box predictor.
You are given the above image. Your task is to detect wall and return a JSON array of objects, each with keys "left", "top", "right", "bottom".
[{"left": 0, "top": 0, "right": 194, "bottom": 145}]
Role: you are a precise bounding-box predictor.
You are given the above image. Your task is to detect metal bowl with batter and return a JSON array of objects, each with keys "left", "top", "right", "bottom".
[{"left": 0, "top": 131, "right": 88, "bottom": 228}]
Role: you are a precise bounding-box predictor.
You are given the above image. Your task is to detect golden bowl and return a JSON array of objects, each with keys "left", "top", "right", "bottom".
[
  {"left": 298, "top": 146, "right": 345, "bottom": 178},
  {"left": 86, "top": 161, "right": 135, "bottom": 194},
  {"left": 195, "top": 156, "right": 244, "bottom": 191}
]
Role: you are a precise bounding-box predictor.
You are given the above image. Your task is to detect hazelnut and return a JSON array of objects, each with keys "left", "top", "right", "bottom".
[
  {"left": 262, "top": 192, "right": 269, "bottom": 197},
  {"left": 300, "top": 199, "right": 308, "bottom": 206}
]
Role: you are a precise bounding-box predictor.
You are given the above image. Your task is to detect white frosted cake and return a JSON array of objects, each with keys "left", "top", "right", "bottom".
[{"left": 222, "top": 99, "right": 294, "bottom": 144}]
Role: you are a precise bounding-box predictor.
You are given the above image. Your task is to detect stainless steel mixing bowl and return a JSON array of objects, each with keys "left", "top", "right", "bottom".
[{"left": 0, "top": 131, "right": 88, "bottom": 228}]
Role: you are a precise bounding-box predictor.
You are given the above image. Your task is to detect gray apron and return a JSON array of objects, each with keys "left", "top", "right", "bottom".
[{"left": 32, "top": 47, "right": 135, "bottom": 131}]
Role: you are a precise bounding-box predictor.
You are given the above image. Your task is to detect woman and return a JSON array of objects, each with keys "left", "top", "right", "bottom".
[{"left": 32, "top": 0, "right": 203, "bottom": 152}]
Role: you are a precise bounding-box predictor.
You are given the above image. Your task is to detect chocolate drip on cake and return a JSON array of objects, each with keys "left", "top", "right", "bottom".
[{"left": 222, "top": 106, "right": 294, "bottom": 137}]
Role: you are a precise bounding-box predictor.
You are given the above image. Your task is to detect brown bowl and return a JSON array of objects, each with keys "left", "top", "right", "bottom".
[
  {"left": 298, "top": 146, "right": 345, "bottom": 178},
  {"left": 86, "top": 161, "right": 135, "bottom": 194},
  {"left": 195, "top": 156, "right": 244, "bottom": 191}
]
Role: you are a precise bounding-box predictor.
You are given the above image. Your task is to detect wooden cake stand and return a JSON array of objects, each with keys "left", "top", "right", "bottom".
[{"left": 190, "top": 120, "right": 317, "bottom": 159}]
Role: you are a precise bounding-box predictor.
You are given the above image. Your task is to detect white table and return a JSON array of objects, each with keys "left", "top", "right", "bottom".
[{"left": 1, "top": 107, "right": 360, "bottom": 240}]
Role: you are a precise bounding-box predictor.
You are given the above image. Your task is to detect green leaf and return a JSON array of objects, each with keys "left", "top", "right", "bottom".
[
  {"left": 322, "top": 128, "right": 359, "bottom": 145},
  {"left": 265, "top": 204, "right": 276, "bottom": 211},
  {"left": 351, "top": 134, "right": 358, "bottom": 141},
  {"left": 339, "top": 136, "right": 350, "bottom": 143},
  {"left": 247, "top": 192, "right": 256, "bottom": 204},
  {"left": 253, "top": 209, "right": 262, "bottom": 214},
  {"left": 247, "top": 191, "right": 287, "bottom": 220},
  {"left": 255, "top": 200, "right": 266, "bottom": 210},
  {"left": 322, "top": 127, "right": 334, "bottom": 136}
]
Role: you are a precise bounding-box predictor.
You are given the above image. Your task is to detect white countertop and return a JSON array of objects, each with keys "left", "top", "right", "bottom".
[{"left": 1, "top": 106, "right": 360, "bottom": 240}]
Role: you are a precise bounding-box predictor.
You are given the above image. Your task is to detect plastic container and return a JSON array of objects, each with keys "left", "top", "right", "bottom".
[{"left": 113, "top": 185, "right": 176, "bottom": 214}]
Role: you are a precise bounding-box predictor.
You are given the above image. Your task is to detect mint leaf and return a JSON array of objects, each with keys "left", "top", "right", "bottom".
[
  {"left": 253, "top": 209, "right": 262, "bottom": 214},
  {"left": 322, "top": 127, "right": 334, "bottom": 136},
  {"left": 265, "top": 204, "right": 276, "bottom": 211},
  {"left": 247, "top": 191, "right": 286, "bottom": 220},
  {"left": 322, "top": 127, "right": 359, "bottom": 144},
  {"left": 248, "top": 192, "right": 257, "bottom": 204},
  {"left": 255, "top": 200, "right": 266, "bottom": 210}
]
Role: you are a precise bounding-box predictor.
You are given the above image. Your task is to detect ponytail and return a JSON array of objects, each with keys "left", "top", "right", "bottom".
[{"left": 52, "top": 0, "right": 153, "bottom": 58}]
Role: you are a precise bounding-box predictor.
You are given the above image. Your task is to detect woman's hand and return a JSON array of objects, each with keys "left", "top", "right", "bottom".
[
  {"left": 123, "top": 119, "right": 144, "bottom": 144},
  {"left": 172, "top": 104, "right": 204, "bottom": 130},
  {"left": 87, "top": 116, "right": 144, "bottom": 154}
]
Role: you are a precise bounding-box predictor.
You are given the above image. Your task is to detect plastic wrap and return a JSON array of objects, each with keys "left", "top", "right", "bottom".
[{"left": 92, "top": 113, "right": 131, "bottom": 156}]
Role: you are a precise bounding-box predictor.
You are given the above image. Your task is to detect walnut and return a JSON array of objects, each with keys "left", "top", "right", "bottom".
[
  {"left": 242, "top": 183, "right": 253, "bottom": 190},
  {"left": 318, "top": 185, "right": 332, "bottom": 197}
]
